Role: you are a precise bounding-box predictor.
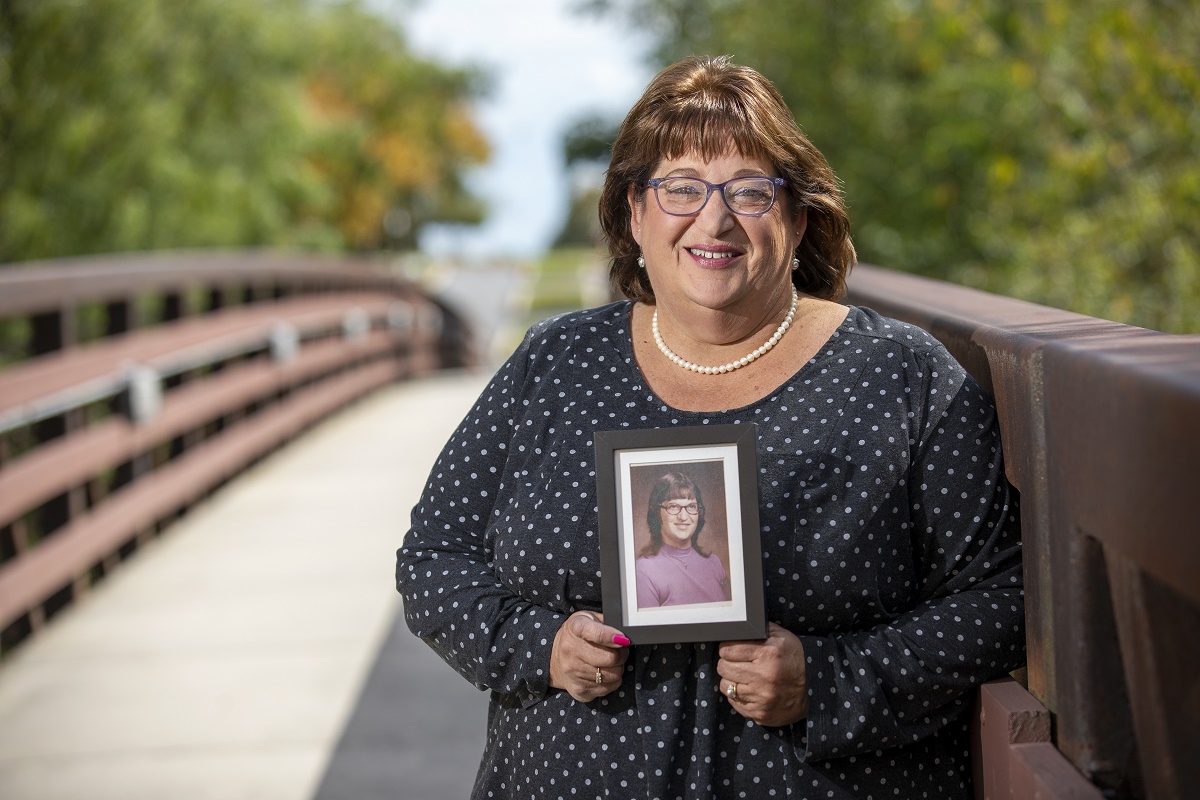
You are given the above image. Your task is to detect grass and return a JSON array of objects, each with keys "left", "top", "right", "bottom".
[{"left": 522, "top": 246, "right": 610, "bottom": 325}]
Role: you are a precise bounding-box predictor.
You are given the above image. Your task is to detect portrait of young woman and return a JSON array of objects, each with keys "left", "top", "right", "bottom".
[{"left": 631, "top": 467, "right": 732, "bottom": 610}]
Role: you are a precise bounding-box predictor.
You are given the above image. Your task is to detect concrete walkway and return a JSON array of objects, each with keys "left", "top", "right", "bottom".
[{"left": 0, "top": 371, "right": 492, "bottom": 800}]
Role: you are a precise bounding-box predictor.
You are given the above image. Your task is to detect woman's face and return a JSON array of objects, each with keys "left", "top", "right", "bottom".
[
  {"left": 659, "top": 491, "right": 699, "bottom": 549},
  {"left": 629, "top": 148, "right": 806, "bottom": 320}
]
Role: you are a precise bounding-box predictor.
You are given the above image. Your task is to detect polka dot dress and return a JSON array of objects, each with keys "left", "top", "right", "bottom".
[{"left": 396, "top": 302, "right": 1024, "bottom": 799}]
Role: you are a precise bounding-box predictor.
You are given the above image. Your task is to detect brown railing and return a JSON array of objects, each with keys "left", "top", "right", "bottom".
[
  {"left": 0, "top": 251, "right": 474, "bottom": 653},
  {"left": 847, "top": 264, "right": 1200, "bottom": 800}
]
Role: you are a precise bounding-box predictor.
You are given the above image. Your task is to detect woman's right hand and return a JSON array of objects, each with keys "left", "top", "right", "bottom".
[{"left": 549, "top": 611, "right": 631, "bottom": 702}]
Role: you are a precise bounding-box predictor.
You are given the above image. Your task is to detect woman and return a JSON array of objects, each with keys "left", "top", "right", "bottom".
[
  {"left": 635, "top": 471, "right": 731, "bottom": 608},
  {"left": 397, "top": 55, "right": 1023, "bottom": 799}
]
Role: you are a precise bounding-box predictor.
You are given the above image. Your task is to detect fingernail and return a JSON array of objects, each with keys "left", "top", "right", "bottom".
[{"left": 613, "top": 634, "right": 631, "bottom": 647}]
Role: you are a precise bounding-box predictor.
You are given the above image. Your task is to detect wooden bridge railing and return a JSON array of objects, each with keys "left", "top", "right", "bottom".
[
  {"left": 0, "top": 251, "right": 474, "bottom": 654},
  {"left": 847, "top": 264, "right": 1200, "bottom": 800}
]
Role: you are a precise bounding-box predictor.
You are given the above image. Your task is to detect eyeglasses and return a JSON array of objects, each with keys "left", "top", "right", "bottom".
[
  {"left": 646, "top": 176, "right": 788, "bottom": 217},
  {"left": 660, "top": 502, "right": 702, "bottom": 517}
]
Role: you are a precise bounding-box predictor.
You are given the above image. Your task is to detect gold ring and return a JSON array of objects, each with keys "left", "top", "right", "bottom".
[
  {"left": 595, "top": 668, "right": 604, "bottom": 685},
  {"left": 726, "top": 682, "right": 738, "bottom": 701}
]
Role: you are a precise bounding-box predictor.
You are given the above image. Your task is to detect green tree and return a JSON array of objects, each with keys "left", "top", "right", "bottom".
[
  {"left": 553, "top": 113, "right": 620, "bottom": 247},
  {"left": 0, "top": 0, "right": 489, "bottom": 262},
  {"left": 586, "top": 0, "right": 1200, "bottom": 332},
  {"left": 978, "top": 2, "right": 1200, "bottom": 333},
  {"left": 301, "top": 1, "right": 489, "bottom": 250}
]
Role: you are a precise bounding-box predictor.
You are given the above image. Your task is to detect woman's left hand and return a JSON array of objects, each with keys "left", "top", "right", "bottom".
[{"left": 717, "top": 622, "right": 808, "bottom": 727}]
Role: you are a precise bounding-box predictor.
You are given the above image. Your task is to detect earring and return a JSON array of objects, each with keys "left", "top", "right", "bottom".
[
  {"left": 791, "top": 257, "right": 800, "bottom": 271},
  {"left": 637, "top": 255, "right": 646, "bottom": 269}
]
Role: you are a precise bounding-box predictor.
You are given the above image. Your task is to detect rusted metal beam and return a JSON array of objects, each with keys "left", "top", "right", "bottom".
[
  {"left": 1007, "top": 744, "right": 1108, "bottom": 800},
  {"left": 1104, "top": 549, "right": 1200, "bottom": 799},
  {"left": 971, "top": 678, "right": 1105, "bottom": 800},
  {"left": 847, "top": 263, "right": 1200, "bottom": 800},
  {"left": 1042, "top": 335, "right": 1200, "bottom": 604}
]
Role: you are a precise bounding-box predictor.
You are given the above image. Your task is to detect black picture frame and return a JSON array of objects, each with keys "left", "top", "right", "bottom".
[{"left": 594, "top": 423, "right": 766, "bottom": 644}]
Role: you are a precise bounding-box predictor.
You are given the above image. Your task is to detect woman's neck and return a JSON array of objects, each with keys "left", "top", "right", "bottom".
[
  {"left": 653, "top": 283, "right": 797, "bottom": 359},
  {"left": 628, "top": 294, "right": 850, "bottom": 413}
]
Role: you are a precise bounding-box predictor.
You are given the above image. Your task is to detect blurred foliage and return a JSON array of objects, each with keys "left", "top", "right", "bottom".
[
  {"left": 585, "top": 0, "right": 1199, "bottom": 332},
  {"left": 552, "top": 184, "right": 604, "bottom": 248},
  {"left": 302, "top": 1, "right": 489, "bottom": 249},
  {"left": 0, "top": 0, "right": 489, "bottom": 262},
  {"left": 554, "top": 114, "right": 618, "bottom": 248},
  {"left": 562, "top": 113, "right": 618, "bottom": 165}
]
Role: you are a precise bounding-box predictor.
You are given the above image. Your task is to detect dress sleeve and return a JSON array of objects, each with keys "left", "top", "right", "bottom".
[
  {"left": 395, "top": 329, "right": 567, "bottom": 708},
  {"left": 797, "top": 348, "right": 1025, "bottom": 762}
]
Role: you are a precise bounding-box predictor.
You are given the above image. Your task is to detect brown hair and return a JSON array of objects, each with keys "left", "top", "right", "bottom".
[{"left": 599, "top": 55, "right": 856, "bottom": 302}]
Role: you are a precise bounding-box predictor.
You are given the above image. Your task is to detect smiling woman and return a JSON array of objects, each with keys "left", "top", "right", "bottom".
[{"left": 397, "top": 55, "right": 1024, "bottom": 800}]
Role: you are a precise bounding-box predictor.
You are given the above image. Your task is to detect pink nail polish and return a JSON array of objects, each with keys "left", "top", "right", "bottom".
[{"left": 613, "top": 634, "right": 631, "bottom": 647}]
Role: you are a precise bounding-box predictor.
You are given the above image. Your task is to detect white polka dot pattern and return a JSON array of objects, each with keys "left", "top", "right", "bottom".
[{"left": 396, "top": 303, "right": 1025, "bottom": 799}]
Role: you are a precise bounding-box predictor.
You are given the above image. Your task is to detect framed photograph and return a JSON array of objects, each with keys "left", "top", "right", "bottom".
[{"left": 594, "top": 424, "right": 766, "bottom": 644}]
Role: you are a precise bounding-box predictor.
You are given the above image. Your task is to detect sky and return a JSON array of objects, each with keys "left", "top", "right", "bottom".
[{"left": 389, "top": 0, "right": 654, "bottom": 259}]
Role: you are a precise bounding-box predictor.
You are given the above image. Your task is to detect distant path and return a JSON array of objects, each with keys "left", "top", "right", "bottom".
[
  {"left": 308, "top": 373, "right": 493, "bottom": 800},
  {"left": 307, "top": 260, "right": 534, "bottom": 799}
]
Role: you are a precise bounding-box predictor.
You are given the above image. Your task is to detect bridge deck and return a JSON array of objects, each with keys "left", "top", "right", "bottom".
[{"left": 0, "top": 371, "right": 492, "bottom": 800}]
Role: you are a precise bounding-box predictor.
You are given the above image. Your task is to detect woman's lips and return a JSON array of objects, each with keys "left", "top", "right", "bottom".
[{"left": 686, "top": 246, "right": 742, "bottom": 267}]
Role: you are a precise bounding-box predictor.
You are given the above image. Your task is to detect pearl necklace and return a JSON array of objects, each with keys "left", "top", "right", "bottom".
[{"left": 652, "top": 285, "right": 799, "bottom": 375}]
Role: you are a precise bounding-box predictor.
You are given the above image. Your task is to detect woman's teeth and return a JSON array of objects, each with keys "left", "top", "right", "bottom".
[{"left": 688, "top": 248, "right": 733, "bottom": 259}]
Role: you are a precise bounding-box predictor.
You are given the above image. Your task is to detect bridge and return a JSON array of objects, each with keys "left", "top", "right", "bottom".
[{"left": 0, "top": 252, "right": 1196, "bottom": 799}]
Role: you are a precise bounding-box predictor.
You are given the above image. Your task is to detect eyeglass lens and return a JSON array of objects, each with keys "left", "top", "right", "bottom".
[
  {"left": 662, "top": 502, "right": 700, "bottom": 516},
  {"left": 654, "top": 177, "right": 778, "bottom": 216}
]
